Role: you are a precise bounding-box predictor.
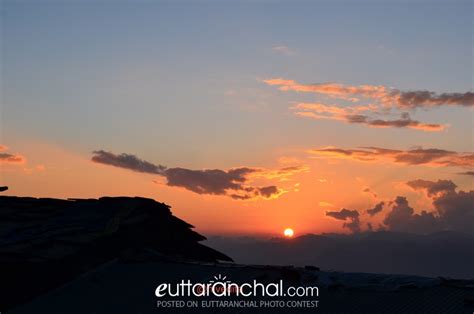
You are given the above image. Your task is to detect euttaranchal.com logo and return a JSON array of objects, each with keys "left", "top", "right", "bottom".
[{"left": 155, "top": 273, "right": 319, "bottom": 309}]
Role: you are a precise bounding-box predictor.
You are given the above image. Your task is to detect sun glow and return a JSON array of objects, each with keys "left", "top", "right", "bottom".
[{"left": 283, "top": 228, "right": 294, "bottom": 238}]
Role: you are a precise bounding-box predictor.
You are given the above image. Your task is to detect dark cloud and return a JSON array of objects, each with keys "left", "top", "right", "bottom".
[
  {"left": 395, "top": 90, "right": 474, "bottom": 108},
  {"left": 0, "top": 145, "right": 26, "bottom": 164},
  {"left": 91, "top": 150, "right": 166, "bottom": 174},
  {"left": 406, "top": 179, "right": 457, "bottom": 197},
  {"left": 92, "top": 150, "right": 284, "bottom": 200},
  {"left": 363, "top": 187, "right": 377, "bottom": 198},
  {"left": 326, "top": 208, "right": 359, "bottom": 220},
  {"left": 310, "top": 146, "right": 474, "bottom": 168},
  {"left": 0, "top": 153, "right": 25, "bottom": 163},
  {"left": 326, "top": 208, "right": 360, "bottom": 233},
  {"left": 326, "top": 179, "right": 473, "bottom": 235},
  {"left": 345, "top": 113, "right": 444, "bottom": 131},
  {"left": 458, "top": 171, "right": 474, "bottom": 176},
  {"left": 433, "top": 190, "right": 474, "bottom": 235},
  {"left": 292, "top": 103, "right": 445, "bottom": 132},
  {"left": 367, "top": 201, "right": 384, "bottom": 216},
  {"left": 383, "top": 196, "right": 441, "bottom": 234},
  {"left": 406, "top": 179, "right": 474, "bottom": 235},
  {"left": 164, "top": 167, "right": 254, "bottom": 195},
  {"left": 256, "top": 186, "right": 280, "bottom": 198},
  {"left": 229, "top": 186, "right": 282, "bottom": 200},
  {"left": 381, "top": 179, "right": 474, "bottom": 235}
]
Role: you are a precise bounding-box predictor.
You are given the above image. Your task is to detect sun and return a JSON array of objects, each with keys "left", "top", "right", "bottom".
[{"left": 283, "top": 228, "right": 294, "bottom": 238}]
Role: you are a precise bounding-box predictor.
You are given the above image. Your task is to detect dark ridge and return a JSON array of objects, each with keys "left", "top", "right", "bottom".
[{"left": 0, "top": 196, "right": 233, "bottom": 310}]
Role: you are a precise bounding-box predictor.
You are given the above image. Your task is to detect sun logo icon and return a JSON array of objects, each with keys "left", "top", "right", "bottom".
[{"left": 209, "top": 274, "right": 231, "bottom": 284}]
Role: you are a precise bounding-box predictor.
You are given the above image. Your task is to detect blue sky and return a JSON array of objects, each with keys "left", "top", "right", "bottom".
[{"left": 3, "top": 1, "right": 472, "bottom": 160}]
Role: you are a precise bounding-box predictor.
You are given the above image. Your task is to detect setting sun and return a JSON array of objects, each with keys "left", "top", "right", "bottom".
[{"left": 283, "top": 228, "right": 294, "bottom": 238}]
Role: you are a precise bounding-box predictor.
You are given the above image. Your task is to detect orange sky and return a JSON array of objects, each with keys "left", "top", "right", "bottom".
[{"left": 1, "top": 138, "right": 472, "bottom": 236}]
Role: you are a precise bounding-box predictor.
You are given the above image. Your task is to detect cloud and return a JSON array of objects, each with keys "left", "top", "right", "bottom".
[
  {"left": 319, "top": 201, "right": 335, "bottom": 208},
  {"left": 293, "top": 102, "right": 445, "bottom": 132},
  {"left": 406, "top": 179, "right": 457, "bottom": 197},
  {"left": 326, "top": 208, "right": 361, "bottom": 233},
  {"left": 405, "top": 179, "right": 474, "bottom": 235},
  {"left": 272, "top": 45, "right": 295, "bottom": 55},
  {"left": 309, "top": 146, "right": 474, "bottom": 168},
  {"left": 264, "top": 78, "right": 474, "bottom": 108},
  {"left": 396, "top": 90, "right": 474, "bottom": 109},
  {"left": 367, "top": 201, "right": 385, "bottom": 216},
  {"left": 383, "top": 196, "right": 441, "bottom": 234},
  {"left": 346, "top": 113, "right": 445, "bottom": 131},
  {"left": 326, "top": 208, "right": 359, "bottom": 220},
  {"left": 327, "top": 179, "right": 473, "bottom": 235},
  {"left": 164, "top": 167, "right": 253, "bottom": 195},
  {"left": 265, "top": 78, "right": 470, "bottom": 131},
  {"left": 254, "top": 165, "right": 309, "bottom": 181},
  {"left": 256, "top": 185, "right": 280, "bottom": 198},
  {"left": 370, "top": 179, "right": 474, "bottom": 235},
  {"left": 264, "top": 79, "right": 387, "bottom": 102},
  {"left": 91, "top": 150, "right": 286, "bottom": 200},
  {"left": 363, "top": 187, "right": 377, "bottom": 198},
  {"left": 458, "top": 171, "right": 474, "bottom": 176},
  {"left": 0, "top": 145, "right": 26, "bottom": 164},
  {"left": 91, "top": 150, "right": 166, "bottom": 174}
]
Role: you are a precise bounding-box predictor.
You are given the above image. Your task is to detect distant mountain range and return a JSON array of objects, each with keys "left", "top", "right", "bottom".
[{"left": 206, "top": 231, "right": 474, "bottom": 279}]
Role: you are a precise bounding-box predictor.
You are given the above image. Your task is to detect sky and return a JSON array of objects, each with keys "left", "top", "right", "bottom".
[{"left": 1, "top": 0, "right": 473, "bottom": 236}]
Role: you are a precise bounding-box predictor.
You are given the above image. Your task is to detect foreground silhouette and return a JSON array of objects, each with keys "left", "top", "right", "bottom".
[
  {"left": 1, "top": 194, "right": 473, "bottom": 313},
  {"left": 0, "top": 195, "right": 231, "bottom": 310}
]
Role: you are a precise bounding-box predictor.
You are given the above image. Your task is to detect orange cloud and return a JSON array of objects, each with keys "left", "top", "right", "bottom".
[
  {"left": 252, "top": 165, "right": 310, "bottom": 181},
  {"left": 0, "top": 145, "right": 26, "bottom": 164},
  {"left": 264, "top": 78, "right": 387, "bottom": 102},
  {"left": 265, "top": 78, "right": 474, "bottom": 108},
  {"left": 293, "top": 103, "right": 445, "bottom": 132}
]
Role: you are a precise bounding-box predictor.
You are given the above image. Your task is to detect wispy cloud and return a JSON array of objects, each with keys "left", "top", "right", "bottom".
[
  {"left": 309, "top": 146, "right": 474, "bottom": 168},
  {"left": 264, "top": 78, "right": 471, "bottom": 131},
  {"left": 293, "top": 103, "right": 445, "bottom": 132},
  {"left": 264, "top": 78, "right": 474, "bottom": 108},
  {"left": 271, "top": 45, "right": 296, "bottom": 56}
]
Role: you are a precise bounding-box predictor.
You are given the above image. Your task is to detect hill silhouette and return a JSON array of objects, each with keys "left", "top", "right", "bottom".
[{"left": 0, "top": 194, "right": 231, "bottom": 310}]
